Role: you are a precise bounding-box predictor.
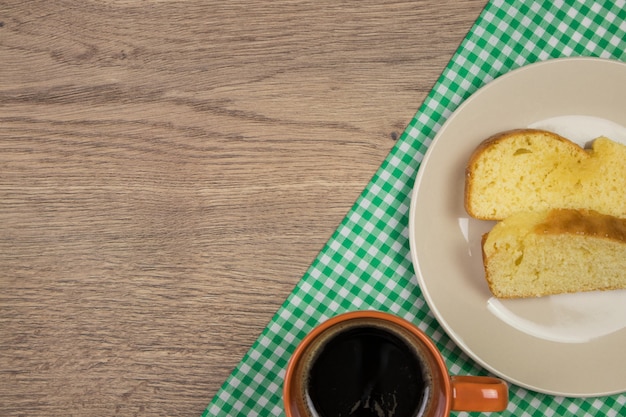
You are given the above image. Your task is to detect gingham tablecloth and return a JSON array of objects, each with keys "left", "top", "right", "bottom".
[{"left": 204, "top": 1, "right": 626, "bottom": 416}]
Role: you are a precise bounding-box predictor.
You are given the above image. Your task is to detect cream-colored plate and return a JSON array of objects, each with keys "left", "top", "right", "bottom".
[{"left": 408, "top": 57, "right": 626, "bottom": 397}]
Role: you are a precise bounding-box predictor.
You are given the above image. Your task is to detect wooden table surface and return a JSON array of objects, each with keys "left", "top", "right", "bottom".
[{"left": 1, "top": 1, "right": 488, "bottom": 415}]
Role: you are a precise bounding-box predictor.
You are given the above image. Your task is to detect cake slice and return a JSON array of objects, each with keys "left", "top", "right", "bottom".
[
  {"left": 465, "top": 129, "right": 626, "bottom": 220},
  {"left": 482, "top": 208, "right": 626, "bottom": 298}
]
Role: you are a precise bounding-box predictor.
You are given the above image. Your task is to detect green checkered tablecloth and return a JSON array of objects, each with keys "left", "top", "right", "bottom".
[{"left": 204, "top": 1, "right": 626, "bottom": 416}]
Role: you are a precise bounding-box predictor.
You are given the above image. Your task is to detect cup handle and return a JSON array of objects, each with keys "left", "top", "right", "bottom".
[{"left": 450, "top": 376, "right": 509, "bottom": 412}]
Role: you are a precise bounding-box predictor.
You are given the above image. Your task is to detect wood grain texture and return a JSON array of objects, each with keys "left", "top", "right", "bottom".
[{"left": 0, "top": 1, "right": 488, "bottom": 415}]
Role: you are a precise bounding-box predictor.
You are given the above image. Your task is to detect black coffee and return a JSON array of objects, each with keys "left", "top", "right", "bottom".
[{"left": 305, "top": 325, "right": 432, "bottom": 417}]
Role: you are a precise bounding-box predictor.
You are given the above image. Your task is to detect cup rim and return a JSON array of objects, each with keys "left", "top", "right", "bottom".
[{"left": 283, "top": 310, "right": 453, "bottom": 417}]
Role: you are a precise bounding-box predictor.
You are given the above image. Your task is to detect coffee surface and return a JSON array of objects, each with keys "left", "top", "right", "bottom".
[{"left": 305, "top": 325, "right": 431, "bottom": 417}]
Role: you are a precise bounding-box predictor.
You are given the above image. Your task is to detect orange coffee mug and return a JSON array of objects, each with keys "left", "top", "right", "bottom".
[{"left": 284, "top": 311, "right": 508, "bottom": 417}]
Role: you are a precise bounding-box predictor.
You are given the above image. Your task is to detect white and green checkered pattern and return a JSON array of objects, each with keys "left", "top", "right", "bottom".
[{"left": 204, "top": 1, "right": 626, "bottom": 416}]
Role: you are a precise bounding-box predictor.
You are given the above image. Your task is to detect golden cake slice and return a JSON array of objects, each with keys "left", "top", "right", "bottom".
[
  {"left": 465, "top": 129, "right": 626, "bottom": 220},
  {"left": 482, "top": 208, "right": 626, "bottom": 298}
]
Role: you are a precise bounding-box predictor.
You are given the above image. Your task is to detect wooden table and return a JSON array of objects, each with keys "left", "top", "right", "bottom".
[{"left": 1, "top": 1, "right": 488, "bottom": 415}]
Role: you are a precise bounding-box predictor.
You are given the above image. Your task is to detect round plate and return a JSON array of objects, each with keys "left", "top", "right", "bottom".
[{"left": 408, "top": 57, "right": 626, "bottom": 397}]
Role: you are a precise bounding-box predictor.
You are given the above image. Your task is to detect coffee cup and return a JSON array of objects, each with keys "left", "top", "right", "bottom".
[{"left": 284, "top": 311, "right": 508, "bottom": 417}]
